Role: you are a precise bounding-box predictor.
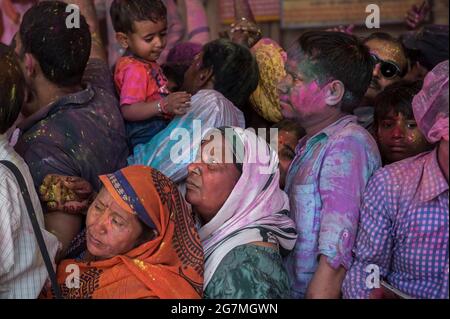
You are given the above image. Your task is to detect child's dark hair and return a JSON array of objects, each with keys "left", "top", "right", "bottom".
[
  {"left": 110, "top": 0, "right": 167, "bottom": 34},
  {"left": 374, "top": 81, "right": 423, "bottom": 128},
  {"left": 201, "top": 39, "right": 259, "bottom": 108}
]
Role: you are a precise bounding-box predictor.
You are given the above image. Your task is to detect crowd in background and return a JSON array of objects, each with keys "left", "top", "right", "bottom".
[{"left": 0, "top": 0, "right": 448, "bottom": 299}]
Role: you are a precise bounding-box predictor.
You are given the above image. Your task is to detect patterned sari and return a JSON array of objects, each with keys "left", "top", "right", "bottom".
[{"left": 43, "top": 166, "right": 204, "bottom": 299}]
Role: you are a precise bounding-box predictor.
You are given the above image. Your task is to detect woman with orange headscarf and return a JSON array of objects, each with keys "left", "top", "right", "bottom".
[{"left": 42, "top": 165, "right": 204, "bottom": 299}]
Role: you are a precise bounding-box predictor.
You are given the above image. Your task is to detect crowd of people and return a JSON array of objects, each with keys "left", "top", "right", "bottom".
[{"left": 0, "top": 0, "right": 448, "bottom": 299}]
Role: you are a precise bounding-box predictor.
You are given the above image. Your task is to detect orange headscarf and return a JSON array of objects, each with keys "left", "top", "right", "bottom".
[{"left": 49, "top": 166, "right": 204, "bottom": 299}]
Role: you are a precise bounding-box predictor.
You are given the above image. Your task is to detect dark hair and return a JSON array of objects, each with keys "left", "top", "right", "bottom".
[
  {"left": 201, "top": 39, "right": 259, "bottom": 107},
  {"left": 19, "top": 1, "right": 91, "bottom": 87},
  {"left": 374, "top": 81, "right": 423, "bottom": 128},
  {"left": 272, "top": 119, "right": 305, "bottom": 141},
  {"left": 400, "top": 25, "right": 450, "bottom": 71},
  {"left": 364, "top": 32, "right": 400, "bottom": 44},
  {"left": 0, "top": 44, "right": 25, "bottom": 134},
  {"left": 110, "top": 0, "right": 167, "bottom": 34},
  {"left": 295, "top": 31, "right": 374, "bottom": 114},
  {"left": 162, "top": 63, "right": 189, "bottom": 92}
]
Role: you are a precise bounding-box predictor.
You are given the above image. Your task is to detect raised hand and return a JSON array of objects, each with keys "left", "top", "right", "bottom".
[
  {"left": 164, "top": 92, "right": 192, "bottom": 116},
  {"left": 40, "top": 175, "right": 96, "bottom": 215},
  {"left": 405, "top": 1, "right": 431, "bottom": 30}
]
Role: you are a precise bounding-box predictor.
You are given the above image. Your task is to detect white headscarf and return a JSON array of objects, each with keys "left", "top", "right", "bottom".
[{"left": 198, "top": 127, "right": 297, "bottom": 288}]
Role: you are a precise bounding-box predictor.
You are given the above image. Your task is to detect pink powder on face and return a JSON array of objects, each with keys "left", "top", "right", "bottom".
[
  {"left": 280, "top": 55, "right": 330, "bottom": 124},
  {"left": 289, "top": 80, "right": 328, "bottom": 123}
]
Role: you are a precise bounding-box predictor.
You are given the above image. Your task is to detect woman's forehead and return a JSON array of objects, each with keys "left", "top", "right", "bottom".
[
  {"left": 97, "top": 188, "right": 135, "bottom": 219},
  {"left": 200, "top": 134, "right": 228, "bottom": 154}
]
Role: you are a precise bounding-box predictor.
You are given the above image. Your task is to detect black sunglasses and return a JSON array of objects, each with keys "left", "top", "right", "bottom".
[{"left": 370, "top": 54, "right": 404, "bottom": 79}]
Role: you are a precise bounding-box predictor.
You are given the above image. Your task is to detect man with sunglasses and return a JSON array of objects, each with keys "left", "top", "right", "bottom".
[{"left": 354, "top": 32, "right": 409, "bottom": 131}]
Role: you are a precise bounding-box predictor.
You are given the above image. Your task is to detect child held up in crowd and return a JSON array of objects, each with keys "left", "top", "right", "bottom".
[{"left": 110, "top": 0, "right": 191, "bottom": 149}]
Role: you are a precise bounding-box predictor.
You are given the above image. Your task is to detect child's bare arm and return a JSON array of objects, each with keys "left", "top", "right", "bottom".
[
  {"left": 121, "top": 101, "right": 162, "bottom": 122},
  {"left": 121, "top": 92, "right": 191, "bottom": 121}
]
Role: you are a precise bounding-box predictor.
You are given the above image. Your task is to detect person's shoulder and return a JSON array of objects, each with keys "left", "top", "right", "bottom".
[
  {"left": 329, "top": 119, "right": 378, "bottom": 152},
  {"left": 0, "top": 163, "right": 21, "bottom": 198},
  {"left": 207, "top": 244, "right": 289, "bottom": 298},
  {"left": 193, "top": 89, "right": 221, "bottom": 100},
  {"left": 209, "top": 244, "right": 281, "bottom": 289},
  {"left": 192, "top": 90, "right": 227, "bottom": 110},
  {"left": 0, "top": 163, "right": 15, "bottom": 181},
  {"left": 370, "top": 152, "right": 430, "bottom": 189},
  {"left": 0, "top": 153, "right": 39, "bottom": 202},
  {"left": 116, "top": 56, "right": 149, "bottom": 73},
  {"left": 222, "top": 244, "right": 280, "bottom": 266},
  {"left": 337, "top": 119, "right": 375, "bottom": 140},
  {"left": 201, "top": 90, "right": 238, "bottom": 109},
  {"left": 20, "top": 123, "right": 52, "bottom": 143},
  {"left": 84, "top": 59, "right": 117, "bottom": 95},
  {"left": 17, "top": 129, "right": 63, "bottom": 158}
]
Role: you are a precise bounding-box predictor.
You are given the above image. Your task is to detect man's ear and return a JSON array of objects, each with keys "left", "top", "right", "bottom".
[
  {"left": 115, "top": 32, "right": 129, "bottom": 49},
  {"left": 24, "top": 53, "right": 37, "bottom": 79},
  {"left": 198, "top": 67, "right": 214, "bottom": 88},
  {"left": 325, "top": 80, "right": 345, "bottom": 107}
]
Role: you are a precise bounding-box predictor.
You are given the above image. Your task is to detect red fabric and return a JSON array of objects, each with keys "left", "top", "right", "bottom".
[{"left": 114, "top": 56, "right": 169, "bottom": 106}]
